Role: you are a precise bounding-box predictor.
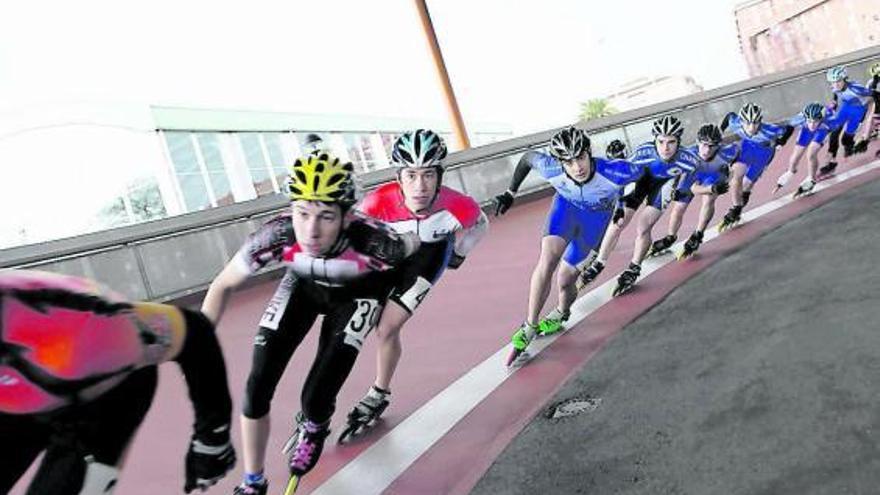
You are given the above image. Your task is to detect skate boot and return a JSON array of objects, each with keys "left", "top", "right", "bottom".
[
  {"left": 337, "top": 386, "right": 391, "bottom": 443},
  {"left": 792, "top": 178, "right": 815, "bottom": 199},
  {"left": 612, "top": 263, "right": 641, "bottom": 297},
  {"left": 677, "top": 231, "right": 704, "bottom": 260},
  {"left": 818, "top": 161, "right": 838, "bottom": 178},
  {"left": 287, "top": 419, "right": 330, "bottom": 477},
  {"left": 281, "top": 411, "right": 306, "bottom": 454},
  {"left": 233, "top": 482, "right": 268, "bottom": 495},
  {"left": 648, "top": 234, "right": 677, "bottom": 257},
  {"left": 773, "top": 171, "right": 793, "bottom": 193},
  {"left": 538, "top": 307, "right": 570, "bottom": 336},
  {"left": 717, "top": 205, "right": 742, "bottom": 232},
  {"left": 576, "top": 260, "right": 604, "bottom": 291},
  {"left": 506, "top": 321, "right": 538, "bottom": 366}
]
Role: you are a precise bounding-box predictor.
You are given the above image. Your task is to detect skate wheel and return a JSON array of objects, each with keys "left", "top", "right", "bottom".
[
  {"left": 284, "top": 475, "right": 301, "bottom": 495},
  {"left": 337, "top": 425, "right": 358, "bottom": 444},
  {"left": 505, "top": 348, "right": 522, "bottom": 367},
  {"left": 506, "top": 347, "right": 532, "bottom": 368}
]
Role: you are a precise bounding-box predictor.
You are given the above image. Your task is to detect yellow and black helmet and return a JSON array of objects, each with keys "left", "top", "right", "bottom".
[{"left": 286, "top": 152, "right": 357, "bottom": 207}]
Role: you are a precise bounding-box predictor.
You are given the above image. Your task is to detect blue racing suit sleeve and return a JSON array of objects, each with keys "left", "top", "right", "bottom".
[
  {"left": 507, "top": 151, "right": 560, "bottom": 192},
  {"left": 528, "top": 151, "right": 563, "bottom": 180},
  {"left": 718, "top": 143, "right": 739, "bottom": 164},
  {"left": 775, "top": 123, "right": 795, "bottom": 146},
  {"left": 848, "top": 82, "right": 875, "bottom": 98},
  {"left": 596, "top": 158, "right": 643, "bottom": 186},
  {"left": 627, "top": 142, "right": 656, "bottom": 168},
  {"left": 788, "top": 114, "right": 806, "bottom": 128},
  {"left": 813, "top": 125, "right": 831, "bottom": 144}
]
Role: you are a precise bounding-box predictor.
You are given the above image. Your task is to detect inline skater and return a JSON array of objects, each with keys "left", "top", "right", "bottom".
[
  {"left": 493, "top": 126, "right": 643, "bottom": 365},
  {"left": 201, "top": 152, "right": 419, "bottom": 495},
  {"left": 339, "top": 129, "right": 488, "bottom": 442},
  {"left": 0, "top": 270, "right": 235, "bottom": 494}
]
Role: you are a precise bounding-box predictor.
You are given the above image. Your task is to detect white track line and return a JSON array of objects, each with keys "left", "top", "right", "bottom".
[{"left": 312, "top": 160, "right": 880, "bottom": 495}]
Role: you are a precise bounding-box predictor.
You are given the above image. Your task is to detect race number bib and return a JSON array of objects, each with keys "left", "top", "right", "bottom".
[
  {"left": 343, "top": 299, "right": 381, "bottom": 351},
  {"left": 398, "top": 276, "right": 433, "bottom": 313}
]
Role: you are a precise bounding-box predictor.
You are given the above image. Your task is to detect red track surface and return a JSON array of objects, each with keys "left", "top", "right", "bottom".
[{"left": 10, "top": 140, "right": 880, "bottom": 494}]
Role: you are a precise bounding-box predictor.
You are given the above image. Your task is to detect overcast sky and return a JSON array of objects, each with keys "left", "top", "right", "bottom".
[{"left": 0, "top": 0, "right": 748, "bottom": 133}]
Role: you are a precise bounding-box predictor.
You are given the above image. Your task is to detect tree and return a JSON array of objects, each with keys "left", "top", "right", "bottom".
[
  {"left": 98, "top": 180, "right": 167, "bottom": 228},
  {"left": 579, "top": 98, "right": 618, "bottom": 122}
]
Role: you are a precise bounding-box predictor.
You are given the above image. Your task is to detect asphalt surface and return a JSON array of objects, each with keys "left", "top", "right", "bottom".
[{"left": 472, "top": 177, "right": 880, "bottom": 494}]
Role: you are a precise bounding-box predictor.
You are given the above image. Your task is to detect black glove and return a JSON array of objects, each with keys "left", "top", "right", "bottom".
[
  {"left": 712, "top": 181, "right": 730, "bottom": 195},
  {"left": 184, "top": 428, "right": 236, "bottom": 493},
  {"left": 347, "top": 219, "right": 409, "bottom": 265},
  {"left": 494, "top": 191, "right": 515, "bottom": 216},
  {"left": 612, "top": 206, "right": 625, "bottom": 225},
  {"left": 671, "top": 189, "right": 687, "bottom": 202},
  {"left": 447, "top": 253, "right": 465, "bottom": 269}
]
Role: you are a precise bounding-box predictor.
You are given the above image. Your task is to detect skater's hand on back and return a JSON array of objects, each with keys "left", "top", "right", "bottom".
[
  {"left": 494, "top": 190, "right": 515, "bottom": 216},
  {"left": 447, "top": 252, "right": 466, "bottom": 269},
  {"left": 712, "top": 181, "right": 729, "bottom": 195},
  {"left": 184, "top": 425, "right": 236, "bottom": 493},
  {"left": 612, "top": 207, "right": 625, "bottom": 225}
]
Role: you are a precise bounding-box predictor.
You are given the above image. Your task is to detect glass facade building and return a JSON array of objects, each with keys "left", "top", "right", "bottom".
[{"left": 0, "top": 104, "right": 511, "bottom": 249}]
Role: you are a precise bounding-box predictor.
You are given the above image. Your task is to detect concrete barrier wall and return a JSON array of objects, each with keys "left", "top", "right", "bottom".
[{"left": 3, "top": 45, "right": 878, "bottom": 301}]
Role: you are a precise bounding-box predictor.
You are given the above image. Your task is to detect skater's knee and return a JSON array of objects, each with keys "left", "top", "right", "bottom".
[
  {"left": 556, "top": 263, "right": 579, "bottom": 288},
  {"left": 534, "top": 255, "right": 560, "bottom": 275},
  {"left": 242, "top": 375, "right": 275, "bottom": 419},
  {"left": 375, "top": 323, "right": 402, "bottom": 345},
  {"left": 635, "top": 218, "right": 657, "bottom": 237}
]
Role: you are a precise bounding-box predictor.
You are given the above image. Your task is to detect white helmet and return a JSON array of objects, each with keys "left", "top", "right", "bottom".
[
  {"left": 651, "top": 115, "right": 684, "bottom": 139},
  {"left": 738, "top": 102, "right": 763, "bottom": 124},
  {"left": 826, "top": 66, "right": 847, "bottom": 82}
]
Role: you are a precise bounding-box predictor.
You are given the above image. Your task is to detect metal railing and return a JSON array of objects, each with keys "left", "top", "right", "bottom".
[{"left": 3, "top": 44, "right": 878, "bottom": 302}]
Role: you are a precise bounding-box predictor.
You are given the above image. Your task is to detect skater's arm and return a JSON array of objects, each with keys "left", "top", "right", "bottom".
[
  {"left": 788, "top": 144, "right": 806, "bottom": 173},
  {"left": 719, "top": 112, "right": 737, "bottom": 132},
  {"left": 494, "top": 151, "right": 540, "bottom": 215},
  {"left": 861, "top": 99, "right": 876, "bottom": 142},
  {"left": 347, "top": 217, "right": 421, "bottom": 266},
  {"left": 507, "top": 152, "right": 539, "bottom": 194},
  {"left": 172, "top": 309, "right": 235, "bottom": 493},
  {"left": 775, "top": 124, "right": 795, "bottom": 147},
  {"left": 201, "top": 261, "right": 249, "bottom": 325},
  {"left": 806, "top": 141, "right": 823, "bottom": 175},
  {"left": 690, "top": 183, "right": 717, "bottom": 196},
  {"left": 202, "top": 215, "right": 292, "bottom": 324},
  {"left": 172, "top": 309, "right": 233, "bottom": 437},
  {"left": 450, "top": 210, "right": 489, "bottom": 269}
]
